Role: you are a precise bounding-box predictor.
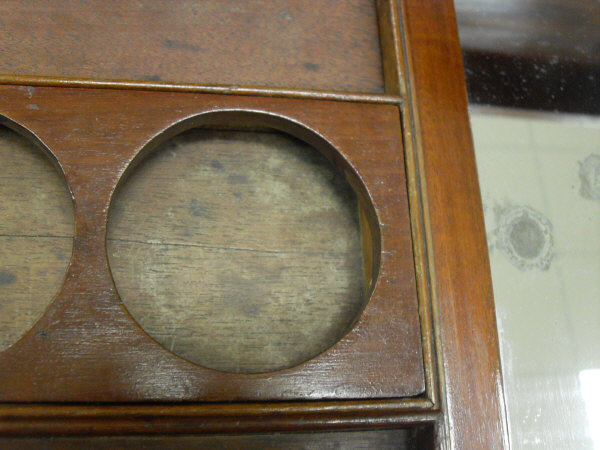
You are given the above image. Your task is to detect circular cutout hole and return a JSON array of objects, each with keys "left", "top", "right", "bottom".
[
  {"left": 107, "top": 123, "right": 374, "bottom": 373},
  {"left": 0, "top": 124, "right": 74, "bottom": 352}
]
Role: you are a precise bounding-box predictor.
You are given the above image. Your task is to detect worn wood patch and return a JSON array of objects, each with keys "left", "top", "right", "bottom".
[
  {"left": 0, "top": 126, "right": 74, "bottom": 352},
  {"left": 107, "top": 130, "right": 365, "bottom": 373}
]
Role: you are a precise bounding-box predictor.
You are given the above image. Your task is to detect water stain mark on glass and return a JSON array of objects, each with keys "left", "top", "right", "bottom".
[
  {"left": 491, "top": 204, "right": 553, "bottom": 271},
  {"left": 579, "top": 154, "right": 600, "bottom": 203}
]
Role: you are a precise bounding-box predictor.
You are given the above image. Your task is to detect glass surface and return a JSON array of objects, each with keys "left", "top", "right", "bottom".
[
  {"left": 470, "top": 107, "right": 600, "bottom": 449},
  {"left": 457, "top": 0, "right": 599, "bottom": 445}
]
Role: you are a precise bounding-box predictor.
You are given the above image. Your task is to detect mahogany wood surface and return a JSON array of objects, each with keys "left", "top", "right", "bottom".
[
  {"left": 0, "top": 85, "right": 424, "bottom": 402},
  {"left": 400, "top": 0, "right": 508, "bottom": 447},
  {"left": 0, "top": 124, "right": 369, "bottom": 375},
  {"left": 0, "top": 1, "right": 508, "bottom": 447},
  {"left": 0, "top": 0, "right": 384, "bottom": 94}
]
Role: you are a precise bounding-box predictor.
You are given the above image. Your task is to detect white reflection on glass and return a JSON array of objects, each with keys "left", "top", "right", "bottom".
[
  {"left": 470, "top": 109, "right": 600, "bottom": 449},
  {"left": 580, "top": 369, "right": 600, "bottom": 450}
]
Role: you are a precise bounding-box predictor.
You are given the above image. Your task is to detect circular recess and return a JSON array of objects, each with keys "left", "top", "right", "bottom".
[
  {"left": 0, "top": 124, "right": 74, "bottom": 352},
  {"left": 107, "top": 121, "right": 374, "bottom": 373}
]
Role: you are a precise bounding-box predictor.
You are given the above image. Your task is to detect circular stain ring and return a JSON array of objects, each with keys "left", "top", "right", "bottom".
[{"left": 497, "top": 205, "right": 553, "bottom": 270}]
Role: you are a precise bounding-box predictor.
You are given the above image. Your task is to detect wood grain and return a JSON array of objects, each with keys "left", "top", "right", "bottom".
[
  {"left": 0, "top": 85, "right": 424, "bottom": 402},
  {"left": 0, "top": 0, "right": 384, "bottom": 94},
  {"left": 0, "top": 402, "right": 438, "bottom": 436},
  {"left": 0, "top": 126, "right": 74, "bottom": 352},
  {"left": 0, "top": 2, "right": 509, "bottom": 445},
  {"left": 400, "top": 0, "right": 509, "bottom": 447},
  {"left": 106, "top": 129, "right": 365, "bottom": 373}
]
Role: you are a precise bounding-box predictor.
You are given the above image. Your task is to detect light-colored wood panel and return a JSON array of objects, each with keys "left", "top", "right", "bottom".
[
  {"left": 0, "top": 126, "right": 74, "bottom": 351},
  {"left": 107, "top": 130, "right": 365, "bottom": 373}
]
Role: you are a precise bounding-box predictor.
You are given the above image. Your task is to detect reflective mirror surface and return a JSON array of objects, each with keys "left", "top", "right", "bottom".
[
  {"left": 458, "top": 1, "right": 599, "bottom": 446},
  {"left": 471, "top": 108, "right": 600, "bottom": 448}
]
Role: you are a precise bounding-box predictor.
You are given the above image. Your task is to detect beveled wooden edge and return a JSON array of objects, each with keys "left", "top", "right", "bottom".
[
  {"left": 0, "top": 400, "right": 436, "bottom": 436},
  {"left": 376, "top": 0, "right": 438, "bottom": 410},
  {"left": 0, "top": 74, "right": 402, "bottom": 105},
  {"left": 376, "top": 0, "right": 404, "bottom": 97},
  {"left": 397, "top": 0, "right": 509, "bottom": 448},
  {"left": 0, "top": 114, "right": 74, "bottom": 200}
]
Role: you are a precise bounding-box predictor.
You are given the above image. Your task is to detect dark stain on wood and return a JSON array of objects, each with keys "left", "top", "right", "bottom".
[
  {"left": 163, "top": 39, "right": 203, "bottom": 53},
  {"left": 210, "top": 159, "right": 225, "bottom": 171},
  {"left": 303, "top": 62, "right": 320, "bottom": 72},
  {"left": 0, "top": 271, "right": 16, "bottom": 285},
  {"left": 189, "top": 198, "right": 210, "bottom": 218},
  {"left": 0, "top": 0, "right": 385, "bottom": 93}
]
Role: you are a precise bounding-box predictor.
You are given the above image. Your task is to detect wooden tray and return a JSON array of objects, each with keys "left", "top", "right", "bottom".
[{"left": 0, "top": 0, "right": 507, "bottom": 447}]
